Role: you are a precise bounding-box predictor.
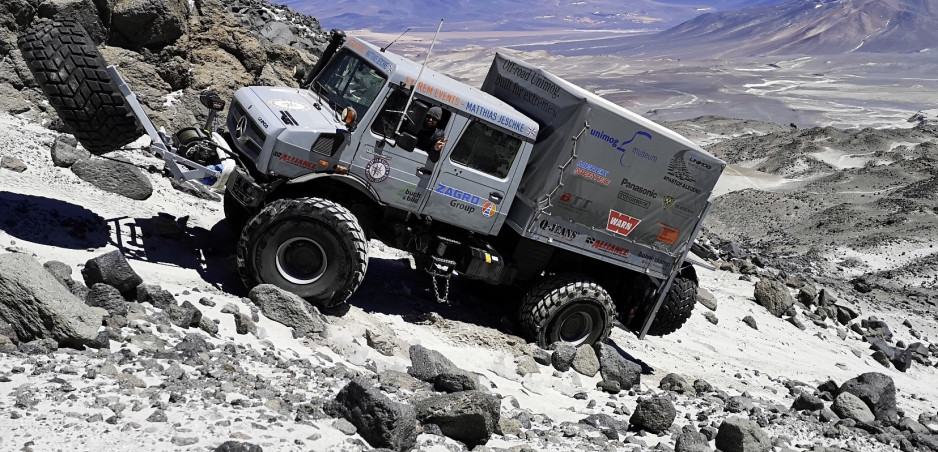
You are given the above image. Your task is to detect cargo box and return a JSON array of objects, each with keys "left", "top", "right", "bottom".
[{"left": 482, "top": 53, "right": 726, "bottom": 280}]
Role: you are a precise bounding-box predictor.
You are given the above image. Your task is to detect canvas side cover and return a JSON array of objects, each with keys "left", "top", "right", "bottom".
[{"left": 482, "top": 53, "right": 725, "bottom": 257}]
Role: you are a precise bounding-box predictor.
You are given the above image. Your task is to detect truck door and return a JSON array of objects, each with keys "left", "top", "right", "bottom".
[
  {"left": 419, "top": 119, "right": 527, "bottom": 235},
  {"left": 350, "top": 90, "right": 435, "bottom": 213}
]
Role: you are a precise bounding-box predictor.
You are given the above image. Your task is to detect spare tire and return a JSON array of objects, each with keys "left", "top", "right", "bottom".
[{"left": 18, "top": 19, "right": 141, "bottom": 155}]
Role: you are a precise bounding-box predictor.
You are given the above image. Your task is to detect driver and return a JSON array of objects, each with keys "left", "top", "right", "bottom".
[{"left": 416, "top": 106, "right": 447, "bottom": 160}]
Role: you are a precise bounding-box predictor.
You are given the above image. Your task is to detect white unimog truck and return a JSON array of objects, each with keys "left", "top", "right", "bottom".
[{"left": 19, "top": 20, "right": 725, "bottom": 347}]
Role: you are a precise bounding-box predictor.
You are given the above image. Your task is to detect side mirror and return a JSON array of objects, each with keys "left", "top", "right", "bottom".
[
  {"left": 404, "top": 102, "right": 429, "bottom": 135},
  {"left": 396, "top": 132, "right": 417, "bottom": 152}
]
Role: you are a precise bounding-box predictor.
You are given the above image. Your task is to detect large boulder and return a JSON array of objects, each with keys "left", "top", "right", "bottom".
[
  {"left": 36, "top": 0, "right": 106, "bottom": 43},
  {"left": 408, "top": 344, "right": 479, "bottom": 392},
  {"left": 595, "top": 342, "right": 641, "bottom": 389},
  {"left": 753, "top": 279, "right": 794, "bottom": 317},
  {"left": 629, "top": 395, "right": 676, "bottom": 434},
  {"left": 414, "top": 390, "right": 501, "bottom": 448},
  {"left": 71, "top": 157, "right": 153, "bottom": 201},
  {"left": 838, "top": 372, "right": 898, "bottom": 426},
  {"left": 248, "top": 284, "right": 327, "bottom": 337},
  {"left": 326, "top": 378, "right": 416, "bottom": 451},
  {"left": 832, "top": 391, "right": 875, "bottom": 423},
  {"left": 109, "top": 0, "right": 189, "bottom": 49},
  {"left": 81, "top": 250, "right": 143, "bottom": 295},
  {"left": 714, "top": 416, "right": 771, "bottom": 452},
  {"left": 0, "top": 253, "right": 103, "bottom": 348}
]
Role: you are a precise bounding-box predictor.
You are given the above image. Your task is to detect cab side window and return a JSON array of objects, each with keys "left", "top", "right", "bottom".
[{"left": 450, "top": 121, "right": 521, "bottom": 179}]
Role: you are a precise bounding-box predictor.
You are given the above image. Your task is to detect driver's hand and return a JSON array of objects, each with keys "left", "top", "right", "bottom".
[{"left": 434, "top": 137, "right": 447, "bottom": 151}]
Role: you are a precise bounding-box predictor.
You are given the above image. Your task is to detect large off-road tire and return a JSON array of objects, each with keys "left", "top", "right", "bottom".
[
  {"left": 518, "top": 274, "right": 616, "bottom": 347},
  {"left": 18, "top": 19, "right": 141, "bottom": 155},
  {"left": 641, "top": 276, "right": 698, "bottom": 336},
  {"left": 237, "top": 198, "right": 368, "bottom": 308}
]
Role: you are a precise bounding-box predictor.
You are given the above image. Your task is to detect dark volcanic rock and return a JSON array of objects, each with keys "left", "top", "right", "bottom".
[
  {"left": 407, "top": 344, "right": 479, "bottom": 392},
  {"left": 629, "top": 395, "right": 676, "bottom": 434},
  {"left": 109, "top": 0, "right": 189, "bottom": 49},
  {"left": 327, "top": 378, "right": 417, "bottom": 451},
  {"left": 248, "top": 284, "right": 327, "bottom": 336},
  {"left": 839, "top": 372, "right": 898, "bottom": 426},
  {"left": 136, "top": 284, "right": 177, "bottom": 309},
  {"left": 595, "top": 342, "right": 641, "bottom": 390},
  {"left": 714, "top": 416, "right": 771, "bottom": 452},
  {"left": 0, "top": 253, "right": 103, "bottom": 348},
  {"left": 81, "top": 250, "right": 143, "bottom": 295},
  {"left": 85, "top": 283, "right": 130, "bottom": 316},
  {"left": 753, "top": 279, "right": 794, "bottom": 317},
  {"left": 70, "top": 157, "right": 153, "bottom": 200},
  {"left": 414, "top": 390, "right": 501, "bottom": 448}
]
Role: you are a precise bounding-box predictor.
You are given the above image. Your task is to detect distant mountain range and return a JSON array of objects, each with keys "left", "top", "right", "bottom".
[
  {"left": 627, "top": 0, "right": 938, "bottom": 57},
  {"left": 271, "top": 0, "right": 787, "bottom": 32}
]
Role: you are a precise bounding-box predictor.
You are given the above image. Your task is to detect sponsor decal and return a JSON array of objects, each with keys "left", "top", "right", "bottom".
[
  {"left": 450, "top": 199, "right": 476, "bottom": 214},
  {"left": 662, "top": 195, "right": 695, "bottom": 219},
  {"left": 617, "top": 191, "right": 650, "bottom": 210},
  {"left": 273, "top": 151, "right": 317, "bottom": 170},
  {"left": 364, "top": 156, "right": 390, "bottom": 182},
  {"left": 481, "top": 201, "right": 497, "bottom": 218},
  {"left": 348, "top": 38, "right": 396, "bottom": 74},
  {"left": 664, "top": 149, "right": 702, "bottom": 194},
  {"left": 585, "top": 236, "right": 630, "bottom": 258},
  {"left": 657, "top": 224, "right": 680, "bottom": 245},
  {"left": 556, "top": 192, "right": 593, "bottom": 214},
  {"left": 629, "top": 250, "right": 673, "bottom": 271},
  {"left": 436, "top": 184, "right": 495, "bottom": 217},
  {"left": 538, "top": 219, "right": 578, "bottom": 241},
  {"left": 589, "top": 129, "right": 657, "bottom": 167},
  {"left": 606, "top": 209, "right": 641, "bottom": 237},
  {"left": 406, "top": 77, "right": 462, "bottom": 107},
  {"left": 573, "top": 160, "right": 611, "bottom": 186},
  {"left": 620, "top": 178, "right": 658, "bottom": 198},
  {"left": 266, "top": 99, "right": 310, "bottom": 111},
  {"left": 397, "top": 185, "right": 421, "bottom": 203}
]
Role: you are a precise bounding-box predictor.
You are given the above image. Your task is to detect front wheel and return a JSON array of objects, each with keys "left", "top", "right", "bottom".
[
  {"left": 237, "top": 198, "right": 368, "bottom": 308},
  {"left": 518, "top": 274, "right": 615, "bottom": 348}
]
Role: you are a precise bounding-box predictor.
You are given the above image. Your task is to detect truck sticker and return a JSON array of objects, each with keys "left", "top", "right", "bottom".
[
  {"left": 538, "top": 219, "right": 578, "bottom": 241},
  {"left": 481, "top": 202, "right": 496, "bottom": 218},
  {"left": 348, "top": 38, "right": 396, "bottom": 74},
  {"left": 607, "top": 210, "right": 640, "bottom": 237},
  {"left": 664, "top": 150, "right": 703, "bottom": 194},
  {"left": 397, "top": 185, "right": 421, "bottom": 203},
  {"left": 405, "top": 77, "right": 461, "bottom": 107},
  {"left": 451, "top": 199, "right": 476, "bottom": 214},
  {"left": 555, "top": 192, "right": 593, "bottom": 214},
  {"left": 364, "top": 157, "right": 390, "bottom": 182},
  {"left": 465, "top": 101, "right": 535, "bottom": 137},
  {"left": 573, "top": 160, "right": 611, "bottom": 186},
  {"left": 663, "top": 196, "right": 694, "bottom": 219},
  {"left": 620, "top": 178, "right": 658, "bottom": 199},
  {"left": 266, "top": 99, "right": 310, "bottom": 111},
  {"left": 657, "top": 224, "right": 680, "bottom": 245},
  {"left": 617, "top": 191, "right": 650, "bottom": 210},
  {"left": 589, "top": 129, "right": 656, "bottom": 167},
  {"left": 435, "top": 183, "right": 481, "bottom": 205},
  {"left": 273, "top": 151, "right": 317, "bottom": 170},
  {"left": 585, "top": 236, "right": 630, "bottom": 258}
]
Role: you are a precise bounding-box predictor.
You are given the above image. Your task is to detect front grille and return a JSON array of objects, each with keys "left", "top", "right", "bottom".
[
  {"left": 231, "top": 100, "right": 267, "bottom": 159},
  {"left": 311, "top": 133, "right": 342, "bottom": 157}
]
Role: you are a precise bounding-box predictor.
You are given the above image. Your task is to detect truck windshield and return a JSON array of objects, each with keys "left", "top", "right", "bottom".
[{"left": 313, "top": 50, "right": 386, "bottom": 115}]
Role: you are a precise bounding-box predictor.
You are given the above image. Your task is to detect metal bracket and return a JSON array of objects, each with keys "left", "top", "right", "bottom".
[{"left": 107, "top": 65, "right": 221, "bottom": 184}]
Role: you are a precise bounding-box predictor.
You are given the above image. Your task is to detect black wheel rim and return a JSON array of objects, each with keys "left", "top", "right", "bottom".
[
  {"left": 550, "top": 303, "right": 603, "bottom": 346},
  {"left": 275, "top": 237, "right": 327, "bottom": 285}
]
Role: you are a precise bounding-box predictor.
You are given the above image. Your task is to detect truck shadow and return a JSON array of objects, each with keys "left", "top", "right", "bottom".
[
  {"left": 0, "top": 191, "right": 110, "bottom": 249},
  {"left": 350, "top": 255, "right": 519, "bottom": 334},
  {"left": 106, "top": 214, "right": 244, "bottom": 294}
]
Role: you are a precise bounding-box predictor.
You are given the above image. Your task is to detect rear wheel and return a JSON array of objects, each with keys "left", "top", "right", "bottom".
[
  {"left": 629, "top": 276, "right": 698, "bottom": 336},
  {"left": 237, "top": 198, "right": 368, "bottom": 308},
  {"left": 518, "top": 274, "right": 615, "bottom": 347},
  {"left": 18, "top": 19, "right": 141, "bottom": 154}
]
